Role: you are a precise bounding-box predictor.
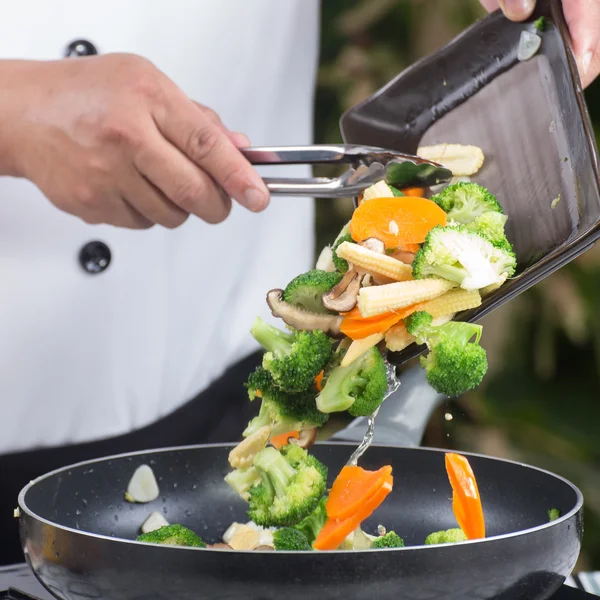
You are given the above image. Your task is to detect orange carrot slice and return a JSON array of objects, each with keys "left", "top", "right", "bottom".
[
  {"left": 314, "top": 474, "right": 393, "bottom": 550},
  {"left": 350, "top": 197, "right": 446, "bottom": 249},
  {"left": 315, "top": 371, "right": 324, "bottom": 392},
  {"left": 326, "top": 465, "right": 392, "bottom": 521},
  {"left": 270, "top": 431, "right": 299, "bottom": 450},
  {"left": 401, "top": 187, "right": 425, "bottom": 197},
  {"left": 445, "top": 453, "right": 485, "bottom": 540},
  {"left": 340, "top": 303, "right": 424, "bottom": 340}
]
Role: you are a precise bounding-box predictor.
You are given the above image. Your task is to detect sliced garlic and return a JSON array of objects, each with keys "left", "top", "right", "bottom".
[
  {"left": 13, "top": 507, "right": 20, "bottom": 518},
  {"left": 141, "top": 511, "right": 169, "bottom": 534},
  {"left": 125, "top": 464, "right": 160, "bottom": 503},
  {"left": 228, "top": 526, "right": 261, "bottom": 550},
  {"left": 388, "top": 220, "right": 399, "bottom": 235},
  {"left": 417, "top": 144, "right": 484, "bottom": 177}
]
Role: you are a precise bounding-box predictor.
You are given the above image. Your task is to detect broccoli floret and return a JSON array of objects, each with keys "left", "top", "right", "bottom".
[
  {"left": 224, "top": 466, "right": 261, "bottom": 501},
  {"left": 136, "top": 524, "right": 206, "bottom": 548},
  {"left": 332, "top": 233, "right": 354, "bottom": 273},
  {"left": 248, "top": 446, "right": 327, "bottom": 527},
  {"left": 293, "top": 496, "right": 328, "bottom": 545},
  {"left": 431, "top": 182, "right": 503, "bottom": 224},
  {"left": 412, "top": 225, "right": 516, "bottom": 291},
  {"left": 406, "top": 311, "right": 488, "bottom": 397},
  {"left": 548, "top": 508, "right": 561, "bottom": 522},
  {"left": 250, "top": 317, "right": 333, "bottom": 393},
  {"left": 371, "top": 531, "right": 405, "bottom": 549},
  {"left": 273, "top": 527, "right": 312, "bottom": 551},
  {"left": 283, "top": 270, "right": 343, "bottom": 314},
  {"left": 316, "top": 346, "right": 387, "bottom": 416},
  {"left": 465, "top": 211, "right": 510, "bottom": 248},
  {"left": 243, "top": 368, "right": 329, "bottom": 438},
  {"left": 424, "top": 528, "right": 467, "bottom": 545},
  {"left": 534, "top": 16, "right": 546, "bottom": 31}
]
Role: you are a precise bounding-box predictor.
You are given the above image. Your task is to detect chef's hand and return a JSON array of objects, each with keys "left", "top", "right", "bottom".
[
  {"left": 0, "top": 53, "right": 270, "bottom": 228},
  {"left": 480, "top": 0, "right": 600, "bottom": 88}
]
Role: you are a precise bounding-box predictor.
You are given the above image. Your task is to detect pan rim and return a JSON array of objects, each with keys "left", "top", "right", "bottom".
[{"left": 18, "top": 442, "right": 584, "bottom": 555}]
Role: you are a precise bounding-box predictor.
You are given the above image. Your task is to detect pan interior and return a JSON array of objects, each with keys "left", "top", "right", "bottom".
[{"left": 21, "top": 444, "right": 580, "bottom": 548}]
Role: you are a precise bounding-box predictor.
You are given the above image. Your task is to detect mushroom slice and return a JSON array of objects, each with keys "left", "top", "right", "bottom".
[
  {"left": 208, "top": 543, "right": 233, "bottom": 550},
  {"left": 228, "top": 426, "right": 270, "bottom": 469},
  {"left": 295, "top": 428, "right": 318, "bottom": 450},
  {"left": 266, "top": 290, "right": 343, "bottom": 337},
  {"left": 321, "top": 270, "right": 361, "bottom": 313},
  {"left": 359, "top": 238, "right": 385, "bottom": 254}
]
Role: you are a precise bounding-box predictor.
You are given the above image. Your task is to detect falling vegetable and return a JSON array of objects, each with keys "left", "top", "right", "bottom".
[
  {"left": 445, "top": 453, "right": 485, "bottom": 540},
  {"left": 313, "top": 474, "right": 393, "bottom": 550},
  {"left": 270, "top": 430, "right": 300, "bottom": 450},
  {"left": 350, "top": 196, "right": 447, "bottom": 248}
]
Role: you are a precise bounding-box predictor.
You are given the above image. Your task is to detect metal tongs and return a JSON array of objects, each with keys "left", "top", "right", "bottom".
[{"left": 242, "top": 144, "right": 453, "bottom": 198}]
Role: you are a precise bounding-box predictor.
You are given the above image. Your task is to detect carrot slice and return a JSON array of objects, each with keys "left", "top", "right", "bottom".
[
  {"left": 401, "top": 187, "right": 425, "bottom": 197},
  {"left": 314, "top": 475, "right": 393, "bottom": 550},
  {"left": 340, "top": 303, "right": 424, "bottom": 340},
  {"left": 350, "top": 197, "right": 446, "bottom": 249},
  {"left": 398, "top": 243, "right": 421, "bottom": 253},
  {"left": 315, "top": 370, "right": 324, "bottom": 392},
  {"left": 270, "top": 431, "right": 299, "bottom": 450},
  {"left": 445, "top": 453, "right": 485, "bottom": 540},
  {"left": 326, "top": 465, "right": 392, "bottom": 521}
]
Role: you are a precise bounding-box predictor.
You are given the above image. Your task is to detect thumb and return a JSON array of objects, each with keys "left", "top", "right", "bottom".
[{"left": 497, "top": 0, "right": 536, "bottom": 21}]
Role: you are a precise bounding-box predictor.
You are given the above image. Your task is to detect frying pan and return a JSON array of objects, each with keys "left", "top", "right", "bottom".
[{"left": 15, "top": 1, "right": 595, "bottom": 598}]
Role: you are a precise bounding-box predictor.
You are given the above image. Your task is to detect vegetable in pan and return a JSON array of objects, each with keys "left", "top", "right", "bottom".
[
  {"left": 424, "top": 528, "right": 468, "bottom": 545},
  {"left": 137, "top": 524, "right": 206, "bottom": 548},
  {"left": 371, "top": 531, "right": 405, "bottom": 548},
  {"left": 273, "top": 528, "right": 312, "bottom": 551}
]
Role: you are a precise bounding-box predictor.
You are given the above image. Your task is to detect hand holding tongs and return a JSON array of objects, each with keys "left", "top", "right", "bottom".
[{"left": 242, "top": 144, "right": 453, "bottom": 198}]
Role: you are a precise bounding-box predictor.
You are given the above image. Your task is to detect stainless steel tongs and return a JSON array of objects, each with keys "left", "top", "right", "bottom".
[{"left": 242, "top": 144, "right": 453, "bottom": 198}]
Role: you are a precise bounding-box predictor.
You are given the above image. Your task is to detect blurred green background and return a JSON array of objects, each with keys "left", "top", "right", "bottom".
[{"left": 313, "top": 0, "right": 600, "bottom": 571}]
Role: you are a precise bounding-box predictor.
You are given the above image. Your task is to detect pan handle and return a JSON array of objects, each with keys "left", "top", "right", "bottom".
[{"left": 329, "top": 365, "right": 445, "bottom": 448}]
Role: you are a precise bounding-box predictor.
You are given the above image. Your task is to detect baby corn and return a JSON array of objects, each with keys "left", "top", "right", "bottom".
[
  {"left": 357, "top": 278, "right": 455, "bottom": 318},
  {"left": 341, "top": 333, "right": 384, "bottom": 367},
  {"left": 385, "top": 313, "right": 455, "bottom": 352},
  {"left": 420, "top": 289, "right": 481, "bottom": 318},
  {"left": 362, "top": 181, "right": 394, "bottom": 201},
  {"left": 336, "top": 241, "right": 413, "bottom": 282}
]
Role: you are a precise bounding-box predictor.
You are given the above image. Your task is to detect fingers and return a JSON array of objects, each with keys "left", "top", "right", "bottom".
[
  {"left": 155, "top": 91, "right": 269, "bottom": 212},
  {"left": 192, "top": 102, "right": 251, "bottom": 148},
  {"left": 133, "top": 129, "right": 232, "bottom": 224},
  {"left": 563, "top": 0, "right": 600, "bottom": 88},
  {"left": 497, "top": 0, "right": 536, "bottom": 21}
]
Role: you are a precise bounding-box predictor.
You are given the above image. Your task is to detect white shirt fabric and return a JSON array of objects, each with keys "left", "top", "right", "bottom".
[{"left": 0, "top": 0, "right": 319, "bottom": 454}]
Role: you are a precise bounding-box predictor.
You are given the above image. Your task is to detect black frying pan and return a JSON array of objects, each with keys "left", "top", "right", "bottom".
[{"left": 18, "top": 441, "right": 582, "bottom": 600}]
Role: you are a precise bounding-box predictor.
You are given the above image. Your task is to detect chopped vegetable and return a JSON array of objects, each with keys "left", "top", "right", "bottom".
[
  {"left": 228, "top": 425, "right": 270, "bottom": 469},
  {"left": 270, "top": 430, "right": 300, "bottom": 450},
  {"left": 385, "top": 322, "right": 415, "bottom": 352},
  {"left": 340, "top": 308, "right": 408, "bottom": 340},
  {"left": 283, "top": 270, "right": 343, "bottom": 315},
  {"left": 417, "top": 144, "right": 485, "bottom": 177},
  {"left": 251, "top": 317, "right": 333, "bottom": 393},
  {"left": 424, "top": 528, "right": 467, "bottom": 545},
  {"left": 431, "top": 182, "right": 503, "bottom": 225},
  {"left": 248, "top": 445, "right": 327, "bottom": 527},
  {"left": 326, "top": 465, "right": 393, "bottom": 521},
  {"left": 445, "top": 453, "right": 485, "bottom": 540},
  {"left": 406, "top": 311, "right": 488, "bottom": 396},
  {"left": 315, "top": 245, "right": 336, "bottom": 272},
  {"left": 371, "top": 531, "right": 404, "bottom": 548},
  {"left": 551, "top": 195, "right": 561, "bottom": 209},
  {"left": 316, "top": 346, "right": 387, "bottom": 416},
  {"left": 273, "top": 527, "right": 312, "bottom": 551},
  {"left": 224, "top": 465, "right": 261, "bottom": 501},
  {"left": 243, "top": 369, "right": 328, "bottom": 438},
  {"left": 534, "top": 16, "right": 546, "bottom": 32},
  {"left": 313, "top": 474, "right": 393, "bottom": 551},
  {"left": 350, "top": 196, "right": 447, "bottom": 248},
  {"left": 465, "top": 212, "right": 510, "bottom": 248},
  {"left": 125, "top": 464, "right": 160, "bottom": 503},
  {"left": 389, "top": 186, "right": 405, "bottom": 197},
  {"left": 137, "top": 524, "right": 205, "bottom": 548},
  {"left": 548, "top": 508, "right": 561, "bottom": 522},
  {"left": 335, "top": 241, "right": 413, "bottom": 282},
  {"left": 518, "top": 30, "right": 542, "bottom": 61},
  {"left": 341, "top": 333, "right": 385, "bottom": 367},
  {"left": 412, "top": 225, "right": 516, "bottom": 291},
  {"left": 357, "top": 278, "right": 456, "bottom": 318},
  {"left": 293, "top": 496, "right": 328, "bottom": 545},
  {"left": 141, "top": 511, "right": 170, "bottom": 534},
  {"left": 362, "top": 181, "right": 395, "bottom": 201}
]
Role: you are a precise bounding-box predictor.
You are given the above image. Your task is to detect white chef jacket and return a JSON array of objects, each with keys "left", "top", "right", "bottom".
[{"left": 0, "top": 1, "right": 319, "bottom": 454}]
